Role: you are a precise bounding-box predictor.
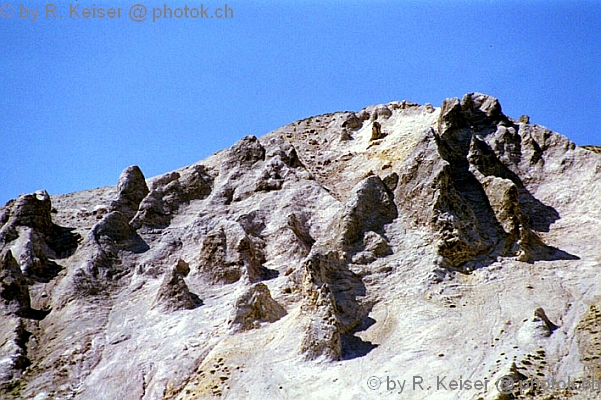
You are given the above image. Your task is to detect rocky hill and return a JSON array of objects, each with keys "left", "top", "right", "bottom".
[{"left": 1, "top": 93, "right": 600, "bottom": 400}]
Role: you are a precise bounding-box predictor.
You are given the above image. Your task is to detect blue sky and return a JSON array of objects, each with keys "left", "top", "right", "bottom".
[{"left": 1, "top": 1, "right": 600, "bottom": 205}]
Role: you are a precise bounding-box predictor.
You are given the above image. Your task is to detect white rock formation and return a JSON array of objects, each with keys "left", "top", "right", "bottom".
[{"left": 0, "top": 93, "right": 600, "bottom": 400}]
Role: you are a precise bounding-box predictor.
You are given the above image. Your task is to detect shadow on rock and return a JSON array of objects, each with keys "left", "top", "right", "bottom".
[
  {"left": 341, "top": 316, "right": 378, "bottom": 360},
  {"left": 47, "top": 225, "right": 80, "bottom": 259},
  {"left": 189, "top": 292, "right": 204, "bottom": 309},
  {"left": 21, "top": 307, "right": 52, "bottom": 320}
]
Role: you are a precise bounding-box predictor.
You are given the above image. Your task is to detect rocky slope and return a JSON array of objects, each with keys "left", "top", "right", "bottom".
[{"left": 1, "top": 93, "right": 600, "bottom": 400}]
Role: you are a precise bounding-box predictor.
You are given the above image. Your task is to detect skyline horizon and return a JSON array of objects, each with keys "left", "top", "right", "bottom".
[{"left": 2, "top": 0, "right": 599, "bottom": 205}]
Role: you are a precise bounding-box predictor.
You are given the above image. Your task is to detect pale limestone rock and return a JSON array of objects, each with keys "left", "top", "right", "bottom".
[
  {"left": 229, "top": 282, "right": 286, "bottom": 332},
  {"left": 0, "top": 191, "right": 77, "bottom": 282},
  {"left": 370, "top": 121, "right": 385, "bottom": 140},
  {"left": 337, "top": 175, "right": 397, "bottom": 247},
  {"left": 371, "top": 105, "right": 392, "bottom": 120},
  {"left": 109, "top": 165, "right": 149, "bottom": 220},
  {"left": 340, "top": 112, "right": 361, "bottom": 129},
  {"left": 153, "top": 260, "right": 197, "bottom": 312},
  {"left": 2, "top": 94, "right": 599, "bottom": 400},
  {"left": 0, "top": 318, "right": 30, "bottom": 388},
  {"left": 196, "top": 221, "right": 273, "bottom": 284},
  {"left": 518, "top": 307, "right": 558, "bottom": 342},
  {"left": 0, "top": 250, "right": 30, "bottom": 316},
  {"left": 300, "top": 253, "right": 342, "bottom": 361},
  {"left": 223, "top": 135, "right": 265, "bottom": 169},
  {"left": 132, "top": 165, "right": 212, "bottom": 229}
]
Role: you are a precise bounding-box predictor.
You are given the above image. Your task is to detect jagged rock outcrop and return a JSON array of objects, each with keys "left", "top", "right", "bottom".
[
  {"left": 382, "top": 172, "right": 399, "bottom": 191},
  {"left": 337, "top": 175, "right": 397, "bottom": 247},
  {"left": 430, "top": 95, "right": 508, "bottom": 268},
  {"left": 370, "top": 121, "right": 385, "bottom": 140},
  {"left": 300, "top": 282, "right": 341, "bottom": 361},
  {"left": 518, "top": 307, "right": 558, "bottom": 341},
  {"left": 71, "top": 211, "right": 144, "bottom": 296},
  {"left": 131, "top": 189, "right": 171, "bottom": 228},
  {"left": 109, "top": 165, "right": 149, "bottom": 220},
  {"left": 0, "top": 191, "right": 53, "bottom": 240},
  {"left": 12, "top": 229, "right": 62, "bottom": 283},
  {"left": 0, "top": 318, "right": 30, "bottom": 390},
  {"left": 339, "top": 128, "right": 352, "bottom": 142},
  {"left": 0, "top": 190, "right": 77, "bottom": 282},
  {"left": 229, "top": 282, "right": 286, "bottom": 332},
  {"left": 351, "top": 231, "right": 392, "bottom": 265},
  {"left": 286, "top": 213, "right": 315, "bottom": 253},
  {"left": 371, "top": 105, "right": 392, "bottom": 120},
  {"left": 89, "top": 211, "right": 136, "bottom": 245},
  {"left": 533, "top": 307, "right": 559, "bottom": 334},
  {"left": 576, "top": 305, "right": 601, "bottom": 381},
  {"left": 254, "top": 156, "right": 286, "bottom": 192},
  {"left": 478, "top": 176, "right": 521, "bottom": 242},
  {"left": 341, "top": 112, "right": 361, "bottom": 129},
  {"left": 149, "top": 171, "right": 181, "bottom": 191},
  {"left": 0, "top": 250, "right": 30, "bottom": 316},
  {"left": 582, "top": 145, "right": 601, "bottom": 154},
  {"left": 493, "top": 362, "right": 529, "bottom": 400},
  {"left": 299, "top": 252, "right": 342, "bottom": 361},
  {"left": 177, "top": 164, "right": 213, "bottom": 202},
  {"left": 197, "top": 224, "right": 232, "bottom": 282},
  {"left": 211, "top": 137, "right": 310, "bottom": 205},
  {"left": 1, "top": 93, "right": 599, "bottom": 400},
  {"left": 132, "top": 164, "right": 213, "bottom": 229},
  {"left": 223, "top": 135, "right": 265, "bottom": 170},
  {"left": 153, "top": 259, "right": 197, "bottom": 312},
  {"left": 357, "top": 109, "right": 370, "bottom": 121},
  {"left": 196, "top": 221, "right": 274, "bottom": 284},
  {"left": 299, "top": 249, "right": 367, "bottom": 361},
  {"left": 395, "top": 93, "right": 579, "bottom": 271}
]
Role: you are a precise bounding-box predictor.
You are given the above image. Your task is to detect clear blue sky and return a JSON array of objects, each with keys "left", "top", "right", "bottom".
[{"left": 1, "top": 1, "right": 600, "bottom": 205}]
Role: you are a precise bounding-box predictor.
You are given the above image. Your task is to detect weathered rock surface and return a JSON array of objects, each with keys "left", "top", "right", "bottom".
[
  {"left": 370, "top": 121, "right": 385, "bottom": 140},
  {"left": 0, "top": 250, "right": 31, "bottom": 316},
  {"left": 518, "top": 307, "right": 559, "bottom": 344},
  {"left": 299, "top": 249, "right": 368, "bottom": 361},
  {"left": 229, "top": 282, "right": 286, "bottom": 332},
  {"left": 576, "top": 305, "right": 601, "bottom": 381},
  {"left": 371, "top": 105, "right": 392, "bottom": 120},
  {"left": 0, "top": 318, "right": 30, "bottom": 390},
  {"left": 582, "top": 145, "right": 601, "bottom": 154},
  {"left": 0, "top": 191, "right": 53, "bottom": 238},
  {"left": 300, "top": 281, "right": 341, "bottom": 361},
  {"left": 153, "top": 259, "right": 198, "bottom": 312},
  {"left": 1, "top": 93, "right": 600, "bottom": 400},
  {"left": 70, "top": 211, "right": 146, "bottom": 298},
  {"left": 337, "top": 175, "right": 397, "bottom": 247},
  {"left": 341, "top": 112, "right": 362, "bottom": 129},
  {"left": 223, "top": 135, "right": 265, "bottom": 169},
  {"left": 195, "top": 220, "right": 274, "bottom": 284},
  {"left": 132, "top": 164, "right": 213, "bottom": 229},
  {"left": 109, "top": 165, "right": 149, "bottom": 220},
  {"left": 0, "top": 191, "right": 78, "bottom": 282}
]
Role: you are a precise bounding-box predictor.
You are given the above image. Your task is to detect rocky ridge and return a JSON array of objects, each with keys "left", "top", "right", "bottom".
[{"left": 0, "top": 93, "right": 600, "bottom": 400}]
